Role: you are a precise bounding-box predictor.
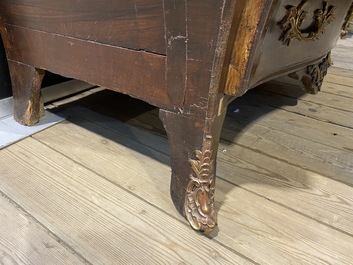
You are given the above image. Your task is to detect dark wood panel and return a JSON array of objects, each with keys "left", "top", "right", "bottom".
[
  {"left": 134, "top": 0, "right": 166, "bottom": 54},
  {"left": 0, "top": 0, "right": 165, "bottom": 54},
  {"left": 164, "top": 0, "right": 187, "bottom": 109},
  {"left": 3, "top": 25, "right": 171, "bottom": 109}
]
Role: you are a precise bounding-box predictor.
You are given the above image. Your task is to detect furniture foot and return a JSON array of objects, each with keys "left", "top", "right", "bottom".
[
  {"left": 288, "top": 52, "right": 332, "bottom": 94},
  {"left": 159, "top": 108, "right": 226, "bottom": 233},
  {"left": 8, "top": 61, "right": 45, "bottom": 126}
]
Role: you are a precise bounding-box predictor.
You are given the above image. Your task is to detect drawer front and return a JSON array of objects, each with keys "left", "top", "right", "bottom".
[
  {"left": 250, "top": 0, "right": 352, "bottom": 87},
  {"left": 225, "top": 0, "right": 352, "bottom": 96}
]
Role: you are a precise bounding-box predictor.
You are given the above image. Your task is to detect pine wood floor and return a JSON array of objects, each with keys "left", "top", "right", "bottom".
[{"left": 1, "top": 59, "right": 353, "bottom": 263}]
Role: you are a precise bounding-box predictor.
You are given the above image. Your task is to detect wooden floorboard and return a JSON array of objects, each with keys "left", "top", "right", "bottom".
[
  {"left": 0, "top": 193, "right": 87, "bottom": 265},
  {"left": 30, "top": 107, "right": 353, "bottom": 264},
  {"left": 1, "top": 51, "right": 353, "bottom": 263},
  {"left": 330, "top": 34, "right": 353, "bottom": 70},
  {"left": 0, "top": 138, "right": 250, "bottom": 264},
  {"left": 37, "top": 66, "right": 353, "bottom": 263},
  {"left": 58, "top": 104, "right": 353, "bottom": 236}
]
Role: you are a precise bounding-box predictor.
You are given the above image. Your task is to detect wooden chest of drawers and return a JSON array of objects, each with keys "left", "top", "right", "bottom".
[{"left": 1, "top": 0, "right": 351, "bottom": 233}]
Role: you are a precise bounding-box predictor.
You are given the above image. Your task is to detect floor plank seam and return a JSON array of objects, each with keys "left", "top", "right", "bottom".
[
  {"left": 240, "top": 98, "right": 353, "bottom": 130},
  {"left": 65, "top": 110, "right": 170, "bottom": 154},
  {"left": 209, "top": 237, "right": 260, "bottom": 265},
  {"left": 68, "top": 109, "right": 351, "bottom": 192},
  {"left": 255, "top": 78, "right": 353, "bottom": 98},
  {"left": 325, "top": 80, "right": 353, "bottom": 88},
  {"left": 253, "top": 89, "right": 353, "bottom": 114},
  {"left": 31, "top": 136, "right": 190, "bottom": 225},
  {"left": 63, "top": 104, "right": 353, "bottom": 205},
  {"left": 31, "top": 133, "right": 264, "bottom": 263},
  {"left": 273, "top": 78, "right": 353, "bottom": 90},
  {"left": 29, "top": 98, "right": 353, "bottom": 261},
  {"left": 217, "top": 175, "right": 353, "bottom": 238},
  {"left": 325, "top": 77, "right": 353, "bottom": 86},
  {"left": 328, "top": 68, "right": 353, "bottom": 78},
  {"left": 0, "top": 187, "right": 93, "bottom": 265},
  {"left": 34, "top": 115, "right": 353, "bottom": 239},
  {"left": 219, "top": 138, "right": 353, "bottom": 188},
  {"left": 322, "top": 91, "right": 353, "bottom": 100},
  {"left": 224, "top": 109, "right": 353, "bottom": 153},
  {"left": 62, "top": 109, "right": 353, "bottom": 215}
]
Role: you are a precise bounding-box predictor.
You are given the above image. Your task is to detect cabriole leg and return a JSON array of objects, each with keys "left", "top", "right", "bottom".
[{"left": 159, "top": 108, "right": 226, "bottom": 233}]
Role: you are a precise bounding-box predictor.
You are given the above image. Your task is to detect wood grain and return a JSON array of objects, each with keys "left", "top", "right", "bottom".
[
  {"left": 243, "top": 86, "right": 353, "bottom": 128},
  {"left": 30, "top": 106, "right": 353, "bottom": 264},
  {"left": 0, "top": 194, "right": 86, "bottom": 265},
  {"left": 70, "top": 86, "right": 353, "bottom": 187},
  {"left": 261, "top": 80, "right": 353, "bottom": 112},
  {"left": 1, "top": 64, "right": 353, "bottom": 263},
  {"left": 0, "top": 0, "right": 166, "bottom": 53},
  {"left": 324, "top": 72, "right": 353, "bottom": 88},
  {"left": 0, "top": 138, "right": 249, "bottom": 265},
  {"left": 225, "top": 0, "right": 265, "bottom": 96},
  {"left": 226, "top": 98, "right": 353, "bottom": 152},
  {"left": 62, "top": 104, "right": 353, "bottom": 236},
  {"left": 321, "top": 82, "right": 353, "bottom": 99},
  {"left": 4, "top": 25, "right": 172, "bottom": 109},
  {"left": 327, "top": 67, "right": 353, "bottom": 78}
]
